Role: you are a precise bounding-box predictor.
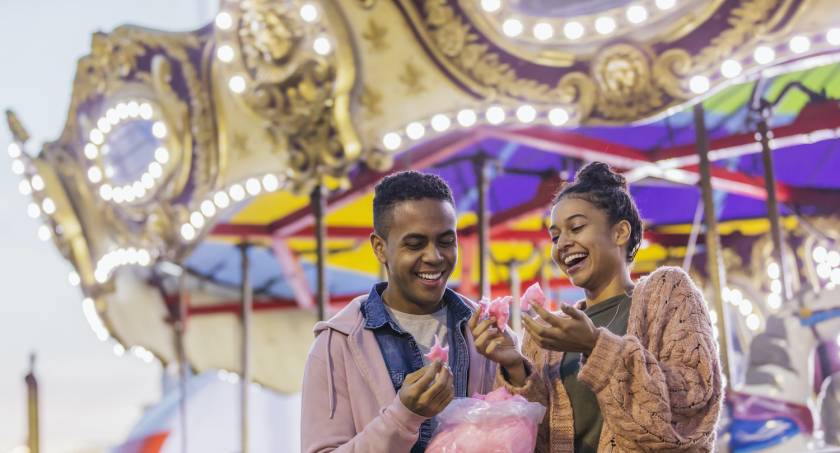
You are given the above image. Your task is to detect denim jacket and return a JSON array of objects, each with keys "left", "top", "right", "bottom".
[{"left": 360, "top": 282, "right": 473, "bottom": 452}]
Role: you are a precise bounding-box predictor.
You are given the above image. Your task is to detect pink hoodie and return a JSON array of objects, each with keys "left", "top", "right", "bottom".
[{"left": 300, "top": 295, "right": 498, "bottom": 452}]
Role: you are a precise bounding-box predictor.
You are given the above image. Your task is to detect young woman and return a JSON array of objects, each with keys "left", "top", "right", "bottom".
[{"left": 469, "top": 162, "right": 722, "bottom": 452}]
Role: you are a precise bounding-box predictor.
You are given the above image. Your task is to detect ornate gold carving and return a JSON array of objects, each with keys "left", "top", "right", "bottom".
[
  {"left": 362, "top": 18, "right": 389, "bottom": 52},
  {"left": 591, "top": 44, "right": 664, "bottom": 120},
  {"left": 401, "top": 0, "right": 798, "bottom": 123},
  {"left": 231, "top": 133, "right": 250, "bottom": 157},
  {"left": 233, "top": 0, "right": 361, "bottom": 188},
  {"left": 398, "top": 62, "right": 426, "bottom": 95},
  {"left": 693, "top": 0, "right": 784, "bottom": 70},
  {"left": 5, "top": 110, "right": 31, "bottom": 143},
  {"left": 360, "top": 84, "right": 383, "bottom": 117}
]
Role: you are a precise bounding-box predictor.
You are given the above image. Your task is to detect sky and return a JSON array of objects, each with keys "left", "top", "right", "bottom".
[{"left": 0, "top": 1, "right": 215, "bottom": 451}]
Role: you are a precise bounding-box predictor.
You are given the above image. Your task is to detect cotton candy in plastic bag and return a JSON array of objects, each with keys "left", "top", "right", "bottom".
[{"left": 427, "top": 387, "right": 546, "bottom": 453}]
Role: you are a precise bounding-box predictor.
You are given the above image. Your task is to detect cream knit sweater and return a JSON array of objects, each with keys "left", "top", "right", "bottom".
[{"left": 498, "top": 266, "right": 723, "bottom": 452}]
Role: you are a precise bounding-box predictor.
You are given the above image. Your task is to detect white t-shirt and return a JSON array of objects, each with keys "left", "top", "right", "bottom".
[{"left": 384, "top": 304, "right": 449, "bottom": 365}]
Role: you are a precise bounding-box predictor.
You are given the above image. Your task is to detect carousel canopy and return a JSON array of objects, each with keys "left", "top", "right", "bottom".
[{"left": 7, "top": 0, "right": 840, "bottom": 393}]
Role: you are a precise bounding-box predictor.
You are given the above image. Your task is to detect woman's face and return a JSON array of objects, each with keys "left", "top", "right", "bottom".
[{"left": 548, "top": 197, "right": 630, "bottom": 291}]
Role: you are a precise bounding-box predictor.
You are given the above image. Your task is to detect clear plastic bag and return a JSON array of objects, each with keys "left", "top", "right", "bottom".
[{"left": 427, "top": 388, "right": 546, "bottom": 453}]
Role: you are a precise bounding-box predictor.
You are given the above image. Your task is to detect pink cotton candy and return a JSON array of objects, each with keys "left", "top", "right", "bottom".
[
  {"left": 477, "top": 387, "right": 517, "bottom": 403},
  {"left": 477, "top": 298, "right": 492, "bottom": 320},
  {"left": 424, "top": 334, "right": 449, "bottom": 363},
  {"left": 520, "top": 282, "right": 547, "bottom": 311},
  {"left": 488, "top": 296, "right": 512, "bottom": 332},
  {"left": 427, "top": 388, "right": 545, "bottom": 453}
]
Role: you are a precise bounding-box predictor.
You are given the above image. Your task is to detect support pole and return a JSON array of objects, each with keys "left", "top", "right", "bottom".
[
  {"left": 239, "top": 244, "right": 252, "bottom": 453},
  {"left": 25, "top": 353, "right": 39, "bottom": 453},
  {"left": 312, "top": 184, "right": 328, "bottom": 321},
  {"left": 756, "top": 116, "right": 795, "bottom": 305},
  {"left": 176, "top": 272, "right": 189, "bottom": 453},
  {"left": 509, "top": 261, "right": 522, "bottom": 333},
  {"left": 693, "top": 104, "right": 733, "bottom": 384},
  {"left": 475, "top": 155, "right": 491, "bottom": 299}
]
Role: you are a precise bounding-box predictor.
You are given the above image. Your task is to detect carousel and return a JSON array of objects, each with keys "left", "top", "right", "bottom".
[{"left": 6, "top": 0, "right": 840, "bottom": 451}]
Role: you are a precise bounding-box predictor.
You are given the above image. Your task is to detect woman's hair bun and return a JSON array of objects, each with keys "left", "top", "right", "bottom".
[{"left": 574, "top": 162, "right": 627, "bottom": 190}]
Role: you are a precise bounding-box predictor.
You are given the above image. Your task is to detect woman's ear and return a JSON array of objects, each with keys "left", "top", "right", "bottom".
[{"left": 613, "top": 219, "right": 631, "bottom": 249}]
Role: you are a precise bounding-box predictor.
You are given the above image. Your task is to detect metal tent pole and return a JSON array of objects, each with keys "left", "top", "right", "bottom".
[
  {"left": 239, "top": 243, "right": 252, "bottom": 453},
  {"left": 312, "top": 184, "right": 328, "bottom": 321}
]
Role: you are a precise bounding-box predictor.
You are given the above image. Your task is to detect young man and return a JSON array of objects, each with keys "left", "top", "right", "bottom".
[{"left": 301, "top": 171, "right": 497, "bottom": 452}]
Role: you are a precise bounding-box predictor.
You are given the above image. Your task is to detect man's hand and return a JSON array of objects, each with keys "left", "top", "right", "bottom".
[{"left": 398, "top": 361, "right": 454, "bottom": 417}]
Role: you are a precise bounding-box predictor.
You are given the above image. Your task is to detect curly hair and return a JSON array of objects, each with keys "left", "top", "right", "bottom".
[
  {"left": 552, "top": 162, "right": 644, "bottom": 263},
  {"left": 373, "top": 171, "right": 455, "bottom": 239}
]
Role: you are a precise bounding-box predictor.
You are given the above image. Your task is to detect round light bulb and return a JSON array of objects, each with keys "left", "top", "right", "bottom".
[
  {"left": 42, "top": 198, "right": 56, "bottom": 215},
  {"left": 828, "top": 28, "right": 840, "bottom": 46},
  {"left": 229, "top": 184, "right": 246, "bottom": 201},
  {"left": 767, "top": 293, "right": 781, "bottom": 310},
  {"left": 152, "top": 121, "right": 167, "bottom": 138},
  {"left": 99, "top": 184, "right": 113, "bottom": 201},
  {"left": 7, "top": 143, "right": 21, "bottom": 158},
  {"left": 818, "top": 262, "right": 832, "bottom": 279},
  {"left": 430, "top": 114, "right": 451, "bottom": 132},
  {"left": 548, "top": 107, "right": 569, "bottom": 126},
  {"left": 27, "top": 203, "right": 41, "bottom": 218},
  {"left": 457, "top": 109, "right": 477, "bottom": 127},
  {"left": 739, "top": 299, "right": 753, "bottom": 316},
  {"left": 382, "top": 132, "right": 402, "bottom": 151},
  {"left": 262, "top": 174, "right": 279, "bottom": 192},
  {"left": 405, "top": 122, "right": 426, "bottom": 140},
  {"left": 180, "top": 223, "right": 196, "bottom": 241},
  {"left": 813, "top": 246, "right": 828, "bottom": 262},
  {"left": 84, "top": 143, "right": 99, "bottom": 159},
  {"left": 190, "top": 211, "right": 205, "bottom": 229},
  {"left": 30, "top": 175, "right": 44, "bottom": 191},
  {"left": 201, "top": 199, "right": 217, "bottom": 217},
  {"left": 831, "top": 268, "right": 840, "bottom": 285},
  {"left": 68, "top": 271, "right": 81, "bottom": 286},
  {"left": 217, "top": 44, "right": 235, "bottom": 63},
  {"left": 228, "top": 75, "right": 246, "bottom": 94},
  {"left": 626, "top": 5, "right": 649, "bottom": 24},
  {"left": 481, "top": 0, "right": 501, "bottom": 12},
  {"left": 563, "top": 21, "right": 585, "bottom": 40},
  {"left": 767, "top": 262, "right": 780, "bottom": 279},
  {"left": 148, "top": 162, "right": 163, "bottom": 178},
  {"left": 154, "top": 147, "right": 170, "bottom": 164},
  {"left": 720, "top": 59, "right": 742, "bottom": 79},
  {"left": 656, "top": 0, "right": 676, "bottom": 10},
  {"left": 37, "top": 225, "right": 52, "bottom": 241},
  {"left": 533, "top": 22, "right": 554, "bottom": 40},
  {"left": 87, "top": 166, "right": 103, "bottom": 183},
  {"left": 829, "top": 250, "right": 840, "bottom": 267},
  {"left": 139, "top": 103, "right": 153, "bottom": 120},
  {"left": 214, "top": 191, "right": 231, "bottom": 208},
  {"left": 89, "top": 129, "right": 104, "bottom": 145},
  {"left": 516, "top": 105, "right": 537, "bottom": 123},
  {"left": 689, "top": 75, "right": 710, "bottom": 94},
  {"left": 485, "top": 105, "right": 506, "bottom": 125},
  {"left": 18, "top": 180, "right": 32, "bottom": 195},
  {"left": 215, "top": 12, "right": 233, "bottom": 30},
  {"left": 789, "top": 35, "right": 811, "bottom": 54},
  {"left": 746, "top": 314, "right": 760, "bottom": 331},
  {"left": 770, "top": 279, "right": 782, "bottom": 294},
  {"left": 299, "top": 4, "right": 319, "bottom": 22},
  {"left": 313, "top": 37, "right": 332, "bottom": 55},
  {"left": 11, "top": 159, "right": 25, "bottom": 175},
  {"left": 595, "top": 16, "right": 616, "bottom": 35},
  {"left": 502, "top": 18, "right": 523, "bottom": 37},
  {"left": 245, "top": 177, "right": 262, "bottom": 195},
  {"left": 754, "top": 46, "right": 776, "bottom": 65}
]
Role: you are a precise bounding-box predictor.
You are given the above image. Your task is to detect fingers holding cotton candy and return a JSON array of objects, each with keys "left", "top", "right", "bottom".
[
  {"left": 520, "top": 282, "right": 547, "bottom": 312},
  {"left": 488, "top": 296, "right": 512, "bottom": 332},
  {"left": 424, "top": 334, "right": 450, "bottom": 364}
]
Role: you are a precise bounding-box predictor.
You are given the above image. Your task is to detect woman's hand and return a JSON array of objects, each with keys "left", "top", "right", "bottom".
[
  {"left": 522, "top": 303, "right": 599, "bottom": 355},
  {"left": 468, "top": 309, "right": 528, "bottom": 385}
]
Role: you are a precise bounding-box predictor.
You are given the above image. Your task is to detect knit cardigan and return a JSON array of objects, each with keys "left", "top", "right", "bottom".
[{"left": 498, "top": 266, "right": 723, "bottom": 452}]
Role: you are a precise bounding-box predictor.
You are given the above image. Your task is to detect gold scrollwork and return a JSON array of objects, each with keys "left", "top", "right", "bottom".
[
  {"left": 234, "top": 0, "right": 361, "bottom": 190},
  {"left": 402, "top": 0, "right": 799, "bottom": 123}
]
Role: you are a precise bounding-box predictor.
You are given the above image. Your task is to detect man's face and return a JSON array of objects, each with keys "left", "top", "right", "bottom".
[{"left": 371, "top": 198, "right": 458, "bottom": 312}]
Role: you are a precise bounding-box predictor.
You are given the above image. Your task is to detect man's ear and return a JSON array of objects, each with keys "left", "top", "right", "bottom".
[
  {"left": 370, "top": 232, "right": 388, "bottom": 265},
  {"left": 613, "top": 219, "right": 631, "bottom": 249}
]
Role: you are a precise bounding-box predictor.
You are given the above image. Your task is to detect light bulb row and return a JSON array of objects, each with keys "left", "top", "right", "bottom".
[
  {"left": 813, "top": 245, "right": 840, "bottom": 287},
  {"left": 380, "top": 104, "right": 571, "bottom": 152},
  {"left": 84, "top": 99, "right": 169, "bottom": 205},
  {"left": 720, "top": 286, "right": 762, "bottom": 332},
  {"left": 483, "top": 0, "right": 678, "bottom": 41},
  {"left": 94, "top": 247, "right": 153, "bottom": 284},
  {"left": 180, "top": 173, "right": 285, "bottom": 242}
]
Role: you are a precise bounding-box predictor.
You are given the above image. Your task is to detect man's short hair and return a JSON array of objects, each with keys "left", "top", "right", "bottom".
[{"left": 372, "top": 171, "right": 455, "bottom": 239}]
